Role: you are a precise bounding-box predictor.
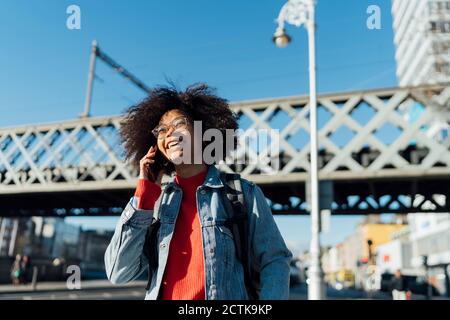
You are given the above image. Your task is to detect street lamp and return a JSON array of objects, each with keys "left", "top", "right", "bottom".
[
  {"left": 273, "top": 0, "right": 324, "bottom": 300},
  {"left": 272, "top": 28, "right": 291, "bottom": 48}
]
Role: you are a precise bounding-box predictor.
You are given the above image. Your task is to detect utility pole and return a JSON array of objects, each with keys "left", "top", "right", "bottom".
[
  {"left": 79, "top": 40, "right": 151, "bottom": 118},
  {"left": 80, "top": 40, "right": 98, "bottom": 118}
]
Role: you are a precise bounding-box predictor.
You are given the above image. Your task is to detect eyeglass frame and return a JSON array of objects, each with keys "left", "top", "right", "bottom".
[{"left": 151, "top": 116, "right": 190, "bottom": 139}]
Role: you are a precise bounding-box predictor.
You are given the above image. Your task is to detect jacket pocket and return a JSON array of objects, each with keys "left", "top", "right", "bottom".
[{"left": 217, "top": 225, "right": 234, "bottom": 239}]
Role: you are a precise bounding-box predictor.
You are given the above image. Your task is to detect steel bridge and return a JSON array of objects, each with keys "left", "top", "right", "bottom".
[{"left": 0, "top": 84, "right": 449, "bottom": 217}]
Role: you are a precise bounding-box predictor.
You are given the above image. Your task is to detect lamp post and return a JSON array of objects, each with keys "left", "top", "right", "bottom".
[{"left": 273, "top": 0, "right": 324, "bottom": 300}]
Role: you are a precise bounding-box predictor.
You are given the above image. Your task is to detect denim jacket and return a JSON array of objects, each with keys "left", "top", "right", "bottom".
[{"left": 104, "top": 165, "right": 292, "bottom": 300}]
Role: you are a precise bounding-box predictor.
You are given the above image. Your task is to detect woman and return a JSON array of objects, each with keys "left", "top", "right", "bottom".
[{"left": 104, "top": 83, "right": 292, "bottom": 300}]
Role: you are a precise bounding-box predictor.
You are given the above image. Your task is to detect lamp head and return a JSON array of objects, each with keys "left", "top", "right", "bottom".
[{"left": 272, "top": 27, "right": 291, "bottom": 48}]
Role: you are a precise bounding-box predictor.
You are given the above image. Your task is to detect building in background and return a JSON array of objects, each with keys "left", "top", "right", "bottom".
[
  {"left": 32, "top": 217, "right": 81, "bottom": 259},
  {"left": 392, "top": 0, "right": 450, "bottom": 87},
  {"left": 321, "top": 244, "right": 354, "bottom": 289},
  {"left": 0, "top": 218, "right": 35, "bottom": 257},
  {"left": 77, "top": 229, "right": 114, "bottom": 279},
  {"left": 407, "top": 212, "right": 450, "bottom": 296},
  {"left": 391, "top": 0, "right": 450, "bottom": 297},
  {"left": 1, "top": 216, "right": 113, "bottom": 263},
  {"left": 0, "top": 217, "right": 80, "bottom": 275},
  {"left": 0, "top": 217, "right": 117, "bottom": 283},
  {"left": 321, "top": 217, "right": 407, "bottom": 290},
  {"left": 358, "top": 218, "right": 407, "bottom": 262},
  {"left": 375, "top": 226, "right": 413, "bottom": 275},
  {"left": 374, "top": 214, "right": 450, "bottom": 297},
  {"left": 320, "top": 213, "right": 450, "bottom": 296}
]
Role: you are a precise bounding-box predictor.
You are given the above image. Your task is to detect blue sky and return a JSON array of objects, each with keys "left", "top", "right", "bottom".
[{"left": 1, "top": 0, "right": 399, "bottom": 254}]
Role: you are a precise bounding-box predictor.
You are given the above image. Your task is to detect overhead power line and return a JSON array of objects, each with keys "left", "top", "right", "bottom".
[{"left": 80, "top": 40, "right": 151, "bottom": 118}]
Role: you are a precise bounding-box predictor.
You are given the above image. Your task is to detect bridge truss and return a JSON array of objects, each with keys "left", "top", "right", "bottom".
[{"left": 0, "top": 84, "right": 449, "bottom": 216}]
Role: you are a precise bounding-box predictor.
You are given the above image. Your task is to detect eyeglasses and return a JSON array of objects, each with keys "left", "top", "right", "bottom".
[{"left": 152, "top": 116, "right": 189, "bottom": 139}]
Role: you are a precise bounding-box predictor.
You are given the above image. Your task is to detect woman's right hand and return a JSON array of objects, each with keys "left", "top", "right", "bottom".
[{"left": 139, "top": 146, "right": 162, "bottom": 184}]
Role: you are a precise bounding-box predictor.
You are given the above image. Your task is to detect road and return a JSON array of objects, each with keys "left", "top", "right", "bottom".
[
  {"left": 0, "top": 280, "right": 147, "bottom": 300},
  {"left": 0, "top": 281, "right": 443, "bottom": 300},
  {"left": 289, "top": 283, "right": 450, "bottom": 300},
  {"left": 0, "top": 285, "right": 382, "bottom": 300},
  {"left": 289, "top": 283, "right": 392, "bottom": 300},
  {"left": 0, "top": 286, "right": 146, "bottom": 300}
]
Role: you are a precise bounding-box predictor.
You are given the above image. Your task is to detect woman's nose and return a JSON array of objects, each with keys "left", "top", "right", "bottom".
[{"left": 165, "top": 126, "right": 175, "bottom": 138}]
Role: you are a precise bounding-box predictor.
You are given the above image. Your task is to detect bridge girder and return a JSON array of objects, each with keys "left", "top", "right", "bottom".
[{"left": 0, "top": 84, "right": 449, "bottom": 217}]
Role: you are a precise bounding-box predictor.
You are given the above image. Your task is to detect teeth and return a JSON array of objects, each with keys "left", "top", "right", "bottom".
[{"left": 168, "top": 141, "right": 179, "bottom": 149}]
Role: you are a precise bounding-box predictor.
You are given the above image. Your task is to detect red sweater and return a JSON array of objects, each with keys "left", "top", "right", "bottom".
[{"left": 134, "top": 170, "right": 207, "bottom": 300}]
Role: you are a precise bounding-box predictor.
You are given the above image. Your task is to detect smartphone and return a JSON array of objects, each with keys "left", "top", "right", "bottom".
[{"left": 148, "top": 146, "right": 168, "bottom": 182}]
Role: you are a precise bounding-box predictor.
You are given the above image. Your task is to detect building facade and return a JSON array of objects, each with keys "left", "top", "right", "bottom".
[
  {"left": 0, "top": 218, "right": 35, "bottom": 257},
  {"left": 321, "top": 220, "right": 407, "bottom": 290},
  {"left": 407, "top": 212, "right": 450, "bottom": 295},
  {"left": 373, "top": 214, "right": 450, "bottom": 296},
  {"left": 77, "top": 229, "right": 114, "bottom": 278},
  {"left": 392, "top": 0, "right": 450, "bottom": 86},
  {"left": 391, "top": 1, "right": 450, "bottom": 296},
  {"left": 375, "top": 226, "right": 414, "bottom": 274}
]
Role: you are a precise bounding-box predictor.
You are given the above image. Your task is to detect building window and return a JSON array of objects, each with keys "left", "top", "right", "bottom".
[
  {"left": 435, "top": 61, "right": 450, "bottom": 73},
  {"left": 432, "top": 41, "right": 450, "bottom": 54},
  {"left": 430, "top": 21, "right": 450, "bottom": 33},
  {"left": 429, "top": 1, "right": 450, "bottom": 14},
  {"left": 441, "top": 128, "right": 449, "bottom": 141}
]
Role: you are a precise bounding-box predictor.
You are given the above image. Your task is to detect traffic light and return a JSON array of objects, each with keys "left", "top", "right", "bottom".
[{"left": 421, "top": 255, "right": 428, "bottom": 267}]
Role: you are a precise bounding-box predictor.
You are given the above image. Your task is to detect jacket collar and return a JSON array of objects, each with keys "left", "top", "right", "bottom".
[
  {"left": 203, "top": 165, "right": 225, "bottom": 188},
  {"left": 160, "top": 165, "right": 225, "bottom": 191}
]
